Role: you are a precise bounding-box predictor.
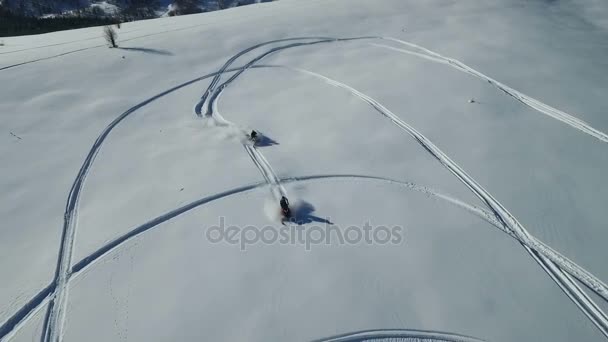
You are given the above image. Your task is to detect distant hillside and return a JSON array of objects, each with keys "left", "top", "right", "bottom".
[
  {"left": 0, "top": 0, "right": 271, "bottom": 17},
  {"left": 0, "top": 0, "right": 273, "bottom": 36}
]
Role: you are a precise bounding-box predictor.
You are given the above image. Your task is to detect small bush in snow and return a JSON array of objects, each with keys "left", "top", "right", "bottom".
[{"left": 103, "top": 26, "right": 118, "bottom": 48}]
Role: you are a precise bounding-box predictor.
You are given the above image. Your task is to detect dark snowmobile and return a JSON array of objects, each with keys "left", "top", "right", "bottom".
[
  {"left": 280, "top": 196, "right": 291, "bottom": 221},
  {"left": 248, "top": 130, "right": 259, "bottom": 143}
]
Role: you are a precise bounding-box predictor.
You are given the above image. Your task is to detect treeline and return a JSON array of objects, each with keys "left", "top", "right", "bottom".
[
  {"left": 0, "top": 0, "right": 272, "bottom": 37},
  {"left": 0, "top": 7, "right": 117, "bottom": 37},
  {"left": 0, "top": 0, "right": 167, "bottom": 37}
]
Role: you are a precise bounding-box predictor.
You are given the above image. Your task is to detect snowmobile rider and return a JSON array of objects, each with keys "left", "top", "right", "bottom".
[
  {"left": 250, "top": 130, "right": 258, "bottom": 141},
  {"left": 280, "top": 196, "right": 290, "bottom": 216}
]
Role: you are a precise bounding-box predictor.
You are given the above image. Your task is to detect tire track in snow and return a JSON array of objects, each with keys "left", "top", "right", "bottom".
[
  {"left": 312, "top": 328, "right": 486, "bottom": 342},
  {"left": 374, "top": 41, "right": 608, "bottom": 144}
]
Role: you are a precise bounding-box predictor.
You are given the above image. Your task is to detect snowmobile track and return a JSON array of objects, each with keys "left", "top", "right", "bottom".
[
  {"left": 3, "top": 173, "right": 604, "bottom": 341},
  {"left": 4, "top": 34, "right": 607, "bottom": 341},
  {"left": 198, "top": 37, "right": 377, "bottom": 117},
  {"left": 202, "top": 37, "right": 608, "bottom": 336},
  {"left": 312, "top": 328, "right": 486, "bottom": 342}
]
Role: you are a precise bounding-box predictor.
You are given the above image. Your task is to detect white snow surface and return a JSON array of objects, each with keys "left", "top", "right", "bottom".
[{"left": 1, "top": 0, "right": 608, "bottom": 341}]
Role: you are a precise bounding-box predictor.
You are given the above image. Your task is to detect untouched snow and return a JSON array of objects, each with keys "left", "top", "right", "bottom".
[{"left": 1, "top": 0, "right": 608, "bottom": 341}]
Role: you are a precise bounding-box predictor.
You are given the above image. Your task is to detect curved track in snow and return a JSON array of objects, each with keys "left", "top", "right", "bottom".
[
  {"left": 196, "top": 37, "right": 377, "bottom": 117},
  {"left": 312, "top": 328, "right": 486, "bottom": 342}
]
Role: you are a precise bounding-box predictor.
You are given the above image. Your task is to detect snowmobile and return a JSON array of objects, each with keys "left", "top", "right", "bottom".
[
  {"left": 248, "top": 130, "right": 259, "bottom": 143},
  {"left": 280, "top": 196, "right": 291, "bottom": 221}
]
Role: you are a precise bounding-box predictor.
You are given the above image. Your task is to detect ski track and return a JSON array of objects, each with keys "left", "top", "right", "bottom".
[
  {"left": 312, "top": 328, "right": 486, "bottom": 342},
  {"left": 3, "top": 35, "right": 607, "bottom": 341}
]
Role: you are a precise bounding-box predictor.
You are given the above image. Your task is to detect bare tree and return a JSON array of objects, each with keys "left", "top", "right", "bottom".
[{"left": 103, "top": 26, "right": 117, "bottom": 48}]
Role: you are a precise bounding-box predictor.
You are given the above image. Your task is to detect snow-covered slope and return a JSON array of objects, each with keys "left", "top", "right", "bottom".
[{"left": 1, "top": 0, "right": 608, "bottom": 341}]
